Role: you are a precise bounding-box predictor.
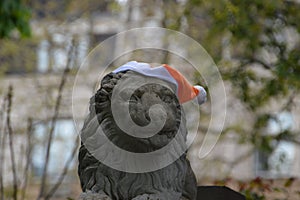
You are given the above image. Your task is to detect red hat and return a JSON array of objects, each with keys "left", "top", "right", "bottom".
[{"left": 113, "top": 61, "right": 207, "bottom": 105}]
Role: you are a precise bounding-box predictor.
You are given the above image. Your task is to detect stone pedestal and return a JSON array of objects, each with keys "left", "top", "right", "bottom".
[{"left": 197, "top": 186, "right": 245, "bottom": 200}]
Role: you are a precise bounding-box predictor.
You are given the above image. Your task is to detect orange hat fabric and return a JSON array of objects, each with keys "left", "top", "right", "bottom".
[{"left": 113, "top": 61, "right": 207, "bottom": 105}]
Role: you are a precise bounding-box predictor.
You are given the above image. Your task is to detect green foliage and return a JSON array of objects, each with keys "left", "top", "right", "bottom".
[
  {"left": 180, "top": 0, "right": 300, "bottom": 155},
  {"left": 0, "top": 0, "right": 31, "bottom": 38},
  {"left": 0, "top": 37, "right": 39, "bottom": 74},
  {"left": 0, "top": 0, "right": 298, "bottom": 198},
  {"left": 215, "top": 177, "right": 299, "bottom": 200},
  {"left": 240, "top": 177, "right": 297, "bottom": 200}
]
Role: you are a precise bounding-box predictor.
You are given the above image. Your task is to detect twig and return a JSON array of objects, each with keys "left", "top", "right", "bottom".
[
  {"left": 6, "top": 85, "right": 18, "bottom": 200},
  {"left": 227, "top": 148, "right": 255, "bottom": 176},
  {"left": 250, "top": 58, "right": 273, "bottom": 70},
  {"left": 207, "top": 147, "right": 254, "bottom": 177},
  {"left": 0, "top": 131, "right": 6, "bottom": 200},
  {"left": 280, "top": 90, "right": 297, "bottom": 111},
  {"left": 45, "top": 136, "right": 80, "bottom": 200},
  {"left": 0, "top": 96, "right": 7, "bottom": 200},
  {"left": 230, "top": 148, "right": 254, "bottom": 166},
  {"left": 21, "top": 118, "right": 33, "bottom": 200},
  {"left": 238, "top": 57, "right": 273, "bottom": 70},
  {"left": 37, "top": 40, "right": 74, "bottom": 200}
]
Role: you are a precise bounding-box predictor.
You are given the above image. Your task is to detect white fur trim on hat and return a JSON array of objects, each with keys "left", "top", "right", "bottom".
[
  {"left": 193, "top": 85, "right": 207, "bottom": 105},
  {"left": 113, "top": 61, "right": 207, "bottom": 105}
]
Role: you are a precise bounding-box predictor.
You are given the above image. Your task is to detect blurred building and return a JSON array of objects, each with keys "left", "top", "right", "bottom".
[{"left": 0, "top": 1, "right": 299, "bottom": 199}]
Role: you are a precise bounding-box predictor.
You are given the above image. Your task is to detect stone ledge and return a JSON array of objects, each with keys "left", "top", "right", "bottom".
[
  {"left": 197, "top": 186, "right": 245, "bottom": 200},
  {"left": 78, "top": 186, "right": 245, "bottom": 200}
]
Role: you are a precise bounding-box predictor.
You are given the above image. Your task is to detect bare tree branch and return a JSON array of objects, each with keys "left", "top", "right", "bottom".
[
  {"left": 21, "top": 118, "right": 33, "bottom": 200},
  {"left": 37, "top": 40, "right": 75, "bottom": 200},
  {"left": 238, "top": 57, "right": 274, "bottom": 70},
  {"left": 6, "top": 85, "right": 18, "bottom": 200},
  {"left": 280, "top": 90, "right": 297, "bottom": 111},
  {"left": 0, "top": 96, "right": 7, "bottom": 200},
  {"left": 45, "top": 136, "right": 79, "bottom": 200},
  {"left": 250, "top": 58, "right": 273, "bottom": 70},
  {"left": 229, "top": 148, "right": 255, "bottom": 167}
]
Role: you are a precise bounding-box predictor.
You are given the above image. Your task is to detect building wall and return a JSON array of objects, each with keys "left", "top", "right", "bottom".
[{"left": 1, "top": 4, "right": 300, "bottom": 187}]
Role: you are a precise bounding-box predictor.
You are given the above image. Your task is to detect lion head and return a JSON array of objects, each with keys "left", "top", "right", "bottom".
[{"left": 78, "top": 69, "right": 197, "bottom": 200}]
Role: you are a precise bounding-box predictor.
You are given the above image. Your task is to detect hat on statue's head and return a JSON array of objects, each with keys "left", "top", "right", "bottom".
[{"left": 113, "top": 61, "right": 207, "bottom": 105}]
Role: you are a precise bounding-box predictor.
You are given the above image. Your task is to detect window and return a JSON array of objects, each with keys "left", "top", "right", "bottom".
[
  {"left": 37, "top": 33, "right": 89, "bottom": 73},
  {"left": 36, "top": 32, "right": 118, "bottom": 73},
  {"left": 1, "top": 33, "right": 89, "bottom": 75},
  {"left": 31, "top": 119, "right": 77, "bottom": 178},
  {"left": 255, "top": 112, "right": 295, "bottom": 178}
]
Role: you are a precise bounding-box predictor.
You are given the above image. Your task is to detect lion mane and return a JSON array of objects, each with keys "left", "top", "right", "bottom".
[{"left": 78, "top": 71, "right": 197, "bottom": 200}]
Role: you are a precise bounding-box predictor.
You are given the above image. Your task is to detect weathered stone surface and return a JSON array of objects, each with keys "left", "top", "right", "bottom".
[
  {"left": 78, "top": 190, "right": 112, "bottom": 200},
  {"left": 78, "top": 71, "right": 197, "bottom": 200}
]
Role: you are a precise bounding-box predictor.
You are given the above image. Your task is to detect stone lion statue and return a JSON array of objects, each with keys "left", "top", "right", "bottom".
[{"left": 78, "top": 62, "right": 206, "bottom": 200}]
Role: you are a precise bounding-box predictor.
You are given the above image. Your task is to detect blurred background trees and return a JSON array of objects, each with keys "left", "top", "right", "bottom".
[
  {"left": 0, "top": 0, "right": 31, "bottom": 38},
  {"left": 0, "top": 0, "right": 299, "bottom": 199},
  {"left": 183, "top": 0, "right": 300, "bottom": 171},
  {"left": 153, "top": 0, "right": 300, "bottom": 183}
]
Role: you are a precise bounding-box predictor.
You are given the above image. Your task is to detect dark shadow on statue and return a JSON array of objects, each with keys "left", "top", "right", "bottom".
[{"left": 197, "top": 186, "right": 245, "bottom": 200}]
